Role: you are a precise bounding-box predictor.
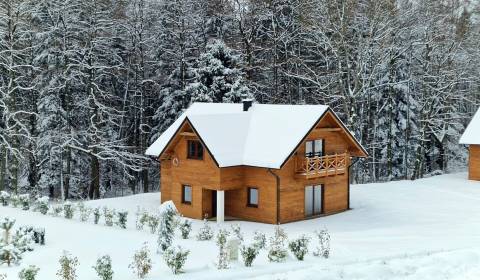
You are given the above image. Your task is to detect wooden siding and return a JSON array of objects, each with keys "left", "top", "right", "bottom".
[
  {"left": 225, "top": 167, "right": 277, "bottom": 224},
  {"left": 470, "top": 145, "right": 480, "bottom": 181},
  {"left": 276, "top": 156, "right": 350, "bottom": 223},
  {"left": 160, "top": 123, "right": 221, "bottom": 219}
]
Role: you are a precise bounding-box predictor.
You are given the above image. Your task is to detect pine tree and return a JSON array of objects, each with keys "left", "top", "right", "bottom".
[{"left": 189, "top": 40, "right": 252, "bottom": 103}]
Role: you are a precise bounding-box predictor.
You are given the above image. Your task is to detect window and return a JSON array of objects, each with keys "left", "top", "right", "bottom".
[
  {"left": 305, "top": 185, "right": 323, "bottom": 217},
  {"left": 305, "top": 139, "right": 324, "bottom": 157},
  {"left": 247, "top": 187, "right": 258, "bottom": 207},
  {"left": 182, "top": 185, "right": 192, "bottom": 204},
  {"left": 187, "top": 140, "right": 204, "bottom": 160}
]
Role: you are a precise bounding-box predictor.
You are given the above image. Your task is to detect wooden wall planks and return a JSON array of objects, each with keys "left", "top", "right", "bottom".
[{"left": 470, "top": 145, "right": 480, "bottom": 181}]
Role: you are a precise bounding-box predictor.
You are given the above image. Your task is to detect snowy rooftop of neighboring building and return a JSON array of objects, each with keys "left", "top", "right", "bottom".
[
  {"left": 460, "top": 108, "right": 480, "bottom": 145},
  {"left": 146, "top": 102, "right": 366, "bottom": 169}
]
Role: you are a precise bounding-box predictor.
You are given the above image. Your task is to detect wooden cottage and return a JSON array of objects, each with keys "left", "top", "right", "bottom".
[
  {"left": 146, "top": 101, "right": 368, "bottom": 224},
  {"left": 460, "top": 108, "right": 480, "bottom": 181}
]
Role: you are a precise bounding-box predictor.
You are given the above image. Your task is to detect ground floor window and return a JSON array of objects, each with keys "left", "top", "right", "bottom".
[
  {"left": 247, "top": 187, "right": 258, "bottom": 207},
  {"left": 182, "top": 185, "right": 192, "bottom": 204},
  {"left": 305, "top": 184, "right": 323, "bottom": 217}
]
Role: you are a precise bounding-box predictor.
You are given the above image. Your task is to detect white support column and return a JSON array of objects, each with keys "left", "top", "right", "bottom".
[{"left": 217, "top": 190, "right": 225, "bottom": 223}]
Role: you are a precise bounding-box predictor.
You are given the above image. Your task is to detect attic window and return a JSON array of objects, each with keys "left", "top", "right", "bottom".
[{"left": 187, "top": 140, "right": 204, "bottom": 160}]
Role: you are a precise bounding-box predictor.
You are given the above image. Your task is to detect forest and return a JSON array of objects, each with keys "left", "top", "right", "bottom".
[{"left": 0, "top": 0, "right": 479, "bottom": 199}]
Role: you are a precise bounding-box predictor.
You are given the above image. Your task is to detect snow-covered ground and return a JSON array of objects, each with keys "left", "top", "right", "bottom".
[{"left": 1, "top": 172, "right": 480, "bottom": 279}]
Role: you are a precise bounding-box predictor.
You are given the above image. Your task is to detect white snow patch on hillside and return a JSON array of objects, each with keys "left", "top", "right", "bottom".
[{"left": 1, "top": 173, "right": 480, "bottom": 279}]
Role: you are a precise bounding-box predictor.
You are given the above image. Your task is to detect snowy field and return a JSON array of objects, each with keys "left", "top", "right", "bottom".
[{"left": 2, "top": 172, "right": 480, "bottom": 279}]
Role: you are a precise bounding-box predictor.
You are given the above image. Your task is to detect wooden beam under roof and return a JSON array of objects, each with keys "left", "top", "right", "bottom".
[
  {"left": 179, "top": 132, "right": 197, "bottom": 137},
  {"left": 315, "top": 127, "right": 342, "bottom": 132}
]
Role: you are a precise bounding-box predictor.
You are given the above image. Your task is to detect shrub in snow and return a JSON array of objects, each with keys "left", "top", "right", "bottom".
[
  {"left": 0, "top": 217, "right": 15, "bottom": 241},
  {"left": 196, "top": 218, "right": 214, "bottom": 241},
  {"left": 214, "top": 229, "right": 230, "bottom": 269},
  {"left": 288, "top": 235, "right": 310, "bottom": 261},
  {"left": 240, "top": 244, "right": 259, "bottom": 267},
  {"left": 56, "top": 251, "right": 79, "bottom": 280},
  {"left": 267, "top": 226, "right": 288, "bottom": 263},
  {"left": 34, "top": 228, "right": 45, "bottom": 246},
  {"left": 0, "top": 273, "right": 6, "bottom": 280},
  {"left": 0, "top": 191, "right": 10, "bottom": 206},
  {"left": 93, "top": 255, "right": 113, "bottom": 280},
  {"left": 129, "top": 243, "right": 152, "bottom": 279},
  {"left": 116, "top": 210, "right": 128, "bottom": 229},
  {"left": 63, "top": 202, "right": 75, "bottom": 219},
  {"left": 51, "top": 205, "right": 63, "bottom": 217},
  {"left": 163, "top": 246, "right": 189, "bottom": 274},
  {"left": 146, "top": 215, "right": 159, "bottom": 234},
  {"left": 10, "top": 195, "right": 20, "bottom": 208},
  {"left": 103, "top": 207, "right": 115, "bottom": 227},
  {"left": 93, "top": 207, "right": 101, "bottom": 224},
  {"left": 253, "top": 231, "right": 266, "bottom": 250},
  {"left": 157, "top": 203, "right": 178, "bottom": 253},
  {"left": 77, "top": 203, "right": 91, "bottom": 222},
  {"left": 18, "top": 194, "right": 31, "bottom": 211},
  {"left": 179, "top": 219, "right": 192, "bottom": 239},
  {"left": 34, "top": 196, "right": 49, "bottom": 215},
  {"left": 231, "top": 224, "right": 243, "bottom": 241},
  {"left": 18, "top": 265, "right": 40, "bottom": 280},
  {"left": 0, "top": 217, "right": 23, "bottom": 266},
  {"left": 239, "top": 231, "right": 266, "bottom": 267},
  {"left": 135, "top": 207, "right": 148, "bottom": 230},
  {"left": 313, "top": 229, "right": 331, "bottom": 258},
  {"left": 12, "top": 228, "right": 34, "bottom": 253},
  {"left": 0, "top": 244, "right": 22, "bottom": 266}
]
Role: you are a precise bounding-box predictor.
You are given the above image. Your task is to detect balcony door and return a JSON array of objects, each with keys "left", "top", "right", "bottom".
[
  {"left": 305, "top": 185, "right": 323, "bottom": 217},
  {"left": 305, "top": 139, "right": 324, "bottom": 157}
]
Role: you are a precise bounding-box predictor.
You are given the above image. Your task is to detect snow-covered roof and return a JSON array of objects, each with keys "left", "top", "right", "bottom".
[
  {"left": 146, "top": 102, "right": 366, "bottom": 169},
  {"left": 460, "top": 108, "right": 480, "bottom": 145}
]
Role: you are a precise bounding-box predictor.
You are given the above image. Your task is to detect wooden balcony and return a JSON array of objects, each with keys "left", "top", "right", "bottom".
[{"left": 295, "top": 153, "right": 348, "bottom": 179}]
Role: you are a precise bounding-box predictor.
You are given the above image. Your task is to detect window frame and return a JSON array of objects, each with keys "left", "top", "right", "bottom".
[
  {"left": 247, "top": 187, "right": 259, "bottom": 208},
  {"left": 305, "top": 139, "right": 325, "bottom": 157},
  {"left": 187, "top": 140, "right": 204, "bottom": 160},
  {"left": 182, "top": 184, "right": 192, "bottom": 205}
]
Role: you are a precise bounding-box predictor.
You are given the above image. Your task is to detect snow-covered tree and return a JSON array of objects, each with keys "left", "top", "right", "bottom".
[
  {"left": 157, "top": 202, "right": 178, "bottom": 253},
  {"left": 0, "top": 217, "right": 22, "bottom": 266},
  {"left": 189, "top": 40, "right": 252, "bottom": 103}
]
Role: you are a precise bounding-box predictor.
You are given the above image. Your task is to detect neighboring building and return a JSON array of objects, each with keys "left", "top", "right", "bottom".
[
  {"left": 460, "top": 108, "right": 480, "bottom": 181},
  {"left": 146, "top": 101, "right": 368, "bottom": 224}
]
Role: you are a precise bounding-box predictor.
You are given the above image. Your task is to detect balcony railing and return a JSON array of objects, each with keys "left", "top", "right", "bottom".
[{"left": 295, "top": 153, "right": 348, "bottom": 179}]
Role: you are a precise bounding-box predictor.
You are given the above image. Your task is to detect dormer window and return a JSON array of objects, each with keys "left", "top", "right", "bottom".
[{"left": 187, "top": 140, "right": 204, "bottom": 160}]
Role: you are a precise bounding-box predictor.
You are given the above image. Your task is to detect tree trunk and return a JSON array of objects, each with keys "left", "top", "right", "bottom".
[
  {"left": 64, "top": 148, "right": 71, "bottom": 199},
  {"left": 142, "top": 169, "right": 149, "bottom": 193},
  {"left": 0, "top": 145, "right": 5, "bottom": 191},
  {"left": 89, "top": 155, "right": 100, "bottom": 199}
]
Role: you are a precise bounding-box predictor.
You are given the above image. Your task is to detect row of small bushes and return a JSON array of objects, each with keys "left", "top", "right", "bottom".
[
  {"left": 0, "top": 191, "right": 129, "bottom": 229},
  {"left": 1, "top": 194, "right": 333, "bottom": 278}
]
